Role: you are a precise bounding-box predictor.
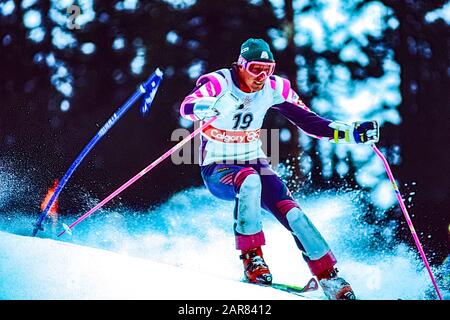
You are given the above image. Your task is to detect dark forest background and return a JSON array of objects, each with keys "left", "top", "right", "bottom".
[{"left": 0, "top": 0, "right": 448, "bottom": 264}]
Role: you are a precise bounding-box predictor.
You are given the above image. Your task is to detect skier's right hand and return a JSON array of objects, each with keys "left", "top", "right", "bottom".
[
  {"left": 193, "top": 96, "right": 220, "bottom": 120},
  {"left": 193, "top": 91, "right": 240, "bottom": 120}
]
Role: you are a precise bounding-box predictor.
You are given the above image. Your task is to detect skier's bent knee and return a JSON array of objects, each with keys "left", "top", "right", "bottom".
[{"left": 235, "top": 173, "right": 262, "bottom": 235}]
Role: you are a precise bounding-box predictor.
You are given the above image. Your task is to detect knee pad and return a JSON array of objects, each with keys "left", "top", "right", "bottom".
[
  {"left": 286, "top": 207, "right": 330, "bottom": 260},
  {"left": 235, "top": 172, "right": 262, "bottom": 235}
]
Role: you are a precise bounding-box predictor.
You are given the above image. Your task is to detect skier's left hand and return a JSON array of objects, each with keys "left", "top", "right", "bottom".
[
  {"left": 329, "top": 120, "right": 379, "bottom": 144},
  {"left": 352, "top": 121, "right": 379, "bottom": 144}
]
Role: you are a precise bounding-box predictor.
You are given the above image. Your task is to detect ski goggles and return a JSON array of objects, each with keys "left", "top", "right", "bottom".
[{"left": 238, "top": 56, "right": 276, "bottom": 78}]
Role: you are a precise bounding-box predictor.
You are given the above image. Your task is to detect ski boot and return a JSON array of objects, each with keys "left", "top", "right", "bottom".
[
  {"left": 317, "top": 267, "right": 356, "bottom": 300},
  {"left": 240, "top": 247, "right": 272, "bottom": 285}
]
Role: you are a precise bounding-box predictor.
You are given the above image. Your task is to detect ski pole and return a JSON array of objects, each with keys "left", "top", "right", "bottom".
[
  {"left": 372, "top": 144, "right": 443, "bottom": 300},
  {"left": 58, "top": 117, "right": 217, "bottom": 237},
  {"left": 32, "top": 69, "right": 163, "bottom": 236}
]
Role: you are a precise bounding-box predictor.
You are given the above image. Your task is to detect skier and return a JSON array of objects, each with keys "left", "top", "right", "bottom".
[{"left": 180, "top": 38, "right": 379, "bottom": 300}]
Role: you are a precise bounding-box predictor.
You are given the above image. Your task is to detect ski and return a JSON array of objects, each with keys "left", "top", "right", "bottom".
[
  {"left": 244, "top": 277, "right": 319, "bottom": 297},
  {"left": 271, "top": 277, "right": 319, "bottom": 294}
]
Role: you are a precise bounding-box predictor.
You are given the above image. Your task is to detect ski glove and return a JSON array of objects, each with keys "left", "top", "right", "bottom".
[
  {"left": 193, "top": 97, "right": 219, "bottom": 120},
  {"left": 329, "top": 120, "right": 379, "bottom": 144},
  {"left": 193, "top": 91, "right": 241, "bottom": 120}
]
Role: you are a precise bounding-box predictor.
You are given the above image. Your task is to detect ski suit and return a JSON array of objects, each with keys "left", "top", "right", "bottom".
[{"left": 180, "top": 67, "right": 340, "bottom": 277}]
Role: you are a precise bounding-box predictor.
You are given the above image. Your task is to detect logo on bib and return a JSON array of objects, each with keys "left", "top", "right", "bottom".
[{"left": 203, "top": 125, "right": 261, "bottom": 143}]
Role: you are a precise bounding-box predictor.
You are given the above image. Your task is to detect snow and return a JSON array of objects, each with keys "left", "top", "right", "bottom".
[
  {"left": 115, "top": 0, "right": 139, "bottom": 11},
  {"left": 130, "top": 47, "right": 146, "bottom": 75},
  {"left": 23, "top": 10, "right": 42, "bottom": 29},
  {"left": 28, "top": 27, "right": 45, "bottom": 43},
  {"left": 113, "top": 37, "right": 125, "bottom": 50},
  {"left": 81, "top": 42, "right": 96, "bottom": 55},
  {"left": 22, "top": 0, "right": 39, "bottom": 9},
  {"left": 425, "top": 2, "right": 450, "bottom": 24},
  {"left": 371, "top": 180, "right": 396, "bottom": 209},
  {"left": 0, "top": 231, "right": 303, "bottom": 300},
  {"left": 0, "top": 0, "right": 15, "bottom": 16},
  {"left": 51, "top": 27, "right": 77, "bottom": 49},
  {"left": 162, "top": 0, "right": 196, "bottom": 10},
  {"left": 0, "top": 167, "right": 446, "bottom": 300}
]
